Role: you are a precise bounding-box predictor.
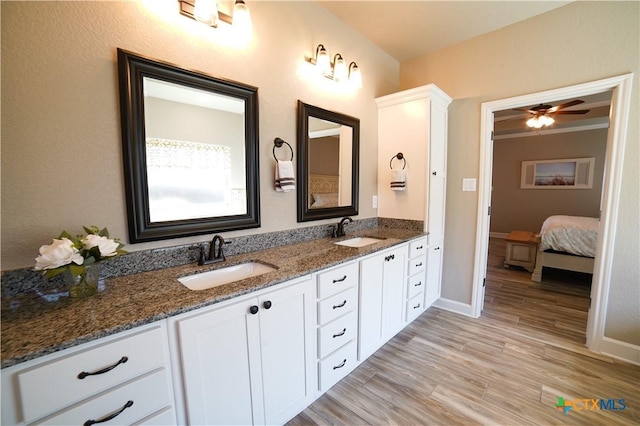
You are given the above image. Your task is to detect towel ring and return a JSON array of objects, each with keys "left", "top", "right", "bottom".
[
  {"left": 273, "top": 137, "right": 294, "bottom": 162},
  {"left": 389, "top": 152, "right": 406, "bottom": 170}
]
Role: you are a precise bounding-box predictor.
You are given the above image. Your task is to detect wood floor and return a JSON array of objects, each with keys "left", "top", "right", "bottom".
[{"left": 288, "top": 238, "right": 639, "bottom": 425}]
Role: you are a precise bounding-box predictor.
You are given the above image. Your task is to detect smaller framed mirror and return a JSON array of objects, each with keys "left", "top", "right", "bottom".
[{"left": 297, "top": 101, "right": 359, "bottom": 222}]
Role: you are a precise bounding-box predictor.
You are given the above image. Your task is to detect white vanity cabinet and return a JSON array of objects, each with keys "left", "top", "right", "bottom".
[
  {"left": 1, "top": 322, "right": 176, "bottom": 426},
  {"left": 169, "top": 275, "right": 316, "bottom": 426},
  {"left": 358, "top": 244, "right": 408, "bottom": 361},
  {"left": 315, "top": 261, "right": 359, "bottom": 392}
]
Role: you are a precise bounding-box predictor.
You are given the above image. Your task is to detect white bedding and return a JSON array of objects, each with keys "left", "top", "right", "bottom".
[{"left": 539, "top": 215, "right": 599, "bottom": 258}]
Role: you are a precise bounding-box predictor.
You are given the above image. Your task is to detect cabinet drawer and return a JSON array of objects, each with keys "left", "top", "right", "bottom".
[
  {"left": 133, "top": 406, "right": 176, "bottom": 426},
  {"left": 319, "top": 341, "right": 357, "bottom": 392},
  {"left": 406, "top": 293, "right": 424, "bottom": 323},
  {"left": 409, "top": 238, "right": 427, "bottom": 258},
  {"left": 317, "top": 262, "right": 358, "bottom": 299},
  {"left": 18, "top": 326, "right": 167, "bottom": 423},
  {"left": 35, "top": 369, "right": 172, "bottom": 425},
  {"left": 318, "top": 311, "right": 357, "bottom": 359},
  {"left": 318, "top": 286, "right": 357, "bottom": 325},
  {"left": 407, "top": 272, "right": 425, "bottom": 299},
  {"left": 408, "top": 254, "right": 426, "bottom": 276}
]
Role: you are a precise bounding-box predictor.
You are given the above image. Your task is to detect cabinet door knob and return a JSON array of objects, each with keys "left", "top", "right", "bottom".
[
  {"left": 432, "top": 171, "right": 437, "bottom": 176},
  {"left": 249, "top": 305, "right": 259, "bottom": 315},
  {"left": 263, "top": 300, "right": 272, "bottom": 309},
  {"left": 434, "top": 246, "right": 441, "bottom": 251},
  {"left": 78, "top": 356, "right": 128, "bottom": 379},
  {"left": 83, "top": 400, "right": 133, "bottom": 426}
]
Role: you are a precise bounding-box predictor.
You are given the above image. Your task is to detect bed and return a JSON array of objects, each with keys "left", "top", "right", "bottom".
[{"left": 531, "top": 215, "right": 599, "bottom": 282}]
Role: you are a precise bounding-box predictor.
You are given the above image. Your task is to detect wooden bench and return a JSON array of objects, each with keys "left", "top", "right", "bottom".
[{"left": 504, "top": 230, "right": 538, "bottom": 272}]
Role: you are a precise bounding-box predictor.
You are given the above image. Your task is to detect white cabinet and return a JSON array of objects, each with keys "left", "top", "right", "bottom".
[
  {"left": 406, "top": 237, "right": 428, "bottom": 322},
  {"left": 425, "top": 244, "right": 443, "bottom": 307},
  {"left": 358, "top": 245, "right": 408, "bottom": 361},
  {"left": 315, "top": 262, "right": 359, "bottom": 392},
  {"left": 171, "top": 275, "right": 315, "bottom": 426},
  {"left": 1, "top": 322, "right": 176, "bottom": 426}
]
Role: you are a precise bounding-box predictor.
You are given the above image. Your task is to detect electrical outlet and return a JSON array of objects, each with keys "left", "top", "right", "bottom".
[{"left": 372, "top": 195, "right": 378, "bottom": 208}]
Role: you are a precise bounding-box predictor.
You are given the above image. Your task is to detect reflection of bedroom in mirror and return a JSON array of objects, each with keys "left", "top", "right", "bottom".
[{"left": 297, "top": 101, "right": 359, "bottom": 222}]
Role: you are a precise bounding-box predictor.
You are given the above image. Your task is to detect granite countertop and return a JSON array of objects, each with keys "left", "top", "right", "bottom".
[{"left": 1, "top": 227, "right": 425, "bottom": 368}]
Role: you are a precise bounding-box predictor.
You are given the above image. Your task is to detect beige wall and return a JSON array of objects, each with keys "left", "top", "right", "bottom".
[
  {"left": 1, "top": 1, "right": 398, "bottom": 270},
  {"left": 491, "top": 128, "right": 607, "bottom": 234},
  {"left": 401, "top": 1, "right": 639, "bottom": 345}
]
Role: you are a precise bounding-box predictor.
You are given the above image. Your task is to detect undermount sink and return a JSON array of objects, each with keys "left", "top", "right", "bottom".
[
  {"left": 178, "top": 262, "right": 277, "bottom": 291},
  {"left": 334, "top": 237, "right": 385, "bottom": 248}
]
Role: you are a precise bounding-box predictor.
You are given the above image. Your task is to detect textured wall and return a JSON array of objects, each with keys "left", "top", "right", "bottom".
[
  {"left": 1, "top": 1, "right": 399, "bottom": 270},
  {"left": 401, "top": 1, "right": 639, "bottom": 345}
]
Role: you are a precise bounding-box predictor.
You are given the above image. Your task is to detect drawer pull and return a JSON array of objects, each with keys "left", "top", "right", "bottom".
[
  {"left": 413, "top": 303, "right": 421, "bottom": 309},
  {"left": 333, "top": 359, "right": 347, "bottom": 370},
  {"left": 83, "top": 400, "right": 133, "bottom": 426},
  {"left": 385, "top": 254, "right": 395, "bottom": 262},
  {"left": 332, "top": 300, "right": 347, "bottom": 309},
  {"left": 416, "top": 245, "right": 423, "bottom": 250},
  {"left": 332, "top": 275, "right": 347, "bottom": 283},
  {"left": 78, "top": 356, "right": 128, "bottom": 379},
  {"left": 415, "top": 262, "right": 423, "bottom": 267},
  {"left": 414, "top": 281, "right": 422, "bottom": 287},
  {"left": 434, "top": 247, "right": 441, "bottom": 251},
  {"left": 333, "top": 328, "right": 347, "bottom": 338}
]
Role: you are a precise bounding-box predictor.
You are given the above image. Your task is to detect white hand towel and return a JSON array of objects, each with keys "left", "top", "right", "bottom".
[
  {"left": 390, "top": 169, "right": 406, "bottom": 191},
  {"left": 275, "top": 161, "right": 295, "bottom": 192}
]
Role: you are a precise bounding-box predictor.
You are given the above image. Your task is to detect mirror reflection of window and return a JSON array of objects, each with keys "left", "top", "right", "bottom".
[{"left": 143, "top": 77, "right": 247, "bottom": 222}]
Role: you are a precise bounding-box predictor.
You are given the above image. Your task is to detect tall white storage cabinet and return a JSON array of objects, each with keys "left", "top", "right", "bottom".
[{"left": 376, "top": 84, "right": 451, "bottom": 309}]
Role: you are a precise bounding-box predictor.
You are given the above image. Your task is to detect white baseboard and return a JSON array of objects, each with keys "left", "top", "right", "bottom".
[
  {"left": 489, "top": 232, "right": 508, "bottom": 239},
  {"left": 594, "top": 336, "right": 640, "bottom": 366},
  {"left": 432, "top": 298, "right": 475, "bottom": 317}
]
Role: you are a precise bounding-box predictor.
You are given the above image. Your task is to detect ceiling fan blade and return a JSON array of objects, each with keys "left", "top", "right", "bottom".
[
  {"left": 512, "top": 108, "right": 536, "bottom": 114},
  {"left": 552, "top": 109, "right": 590, "bottom": 115},
  {"left": 547, "top": 99, "right": 584, "bottom": 113}
]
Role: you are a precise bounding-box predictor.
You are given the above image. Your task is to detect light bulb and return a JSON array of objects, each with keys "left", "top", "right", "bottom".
[
  {"left": 233, "top": 0, "right": 252, "bottom": 36},
  {"left": 194, "top": 0, "right": 219, "bottom": 27},
  {"left": 315, "top": 45, "right": 331, "bottom": 77},
  {"left": 348, "top": 62, "right": 362, "bottom": 89},
  {"left": 333, "top": 54, "right": 348, "bottom": 82}
]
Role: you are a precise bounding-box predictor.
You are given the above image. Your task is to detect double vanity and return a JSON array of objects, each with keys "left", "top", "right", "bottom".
[{"left": 1, "top": 226, "right": 443, "bottom": 425}]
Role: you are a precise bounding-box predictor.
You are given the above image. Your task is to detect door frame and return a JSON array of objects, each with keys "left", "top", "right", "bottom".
[{"left": 470, "top": 74, "right": 633, "bottom": 351}]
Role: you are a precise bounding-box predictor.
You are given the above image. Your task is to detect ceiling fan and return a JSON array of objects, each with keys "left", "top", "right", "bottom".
[{"left": 513, "top": 99, "right": 590, "bottom": 128}]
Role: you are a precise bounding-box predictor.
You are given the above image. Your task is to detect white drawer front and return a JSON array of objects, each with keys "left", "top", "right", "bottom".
[
  {"left": 19, "top": 326, "right": 167, "bottom": 423},
  {"left": 319, "top": 341, "right": 357, "bottom": 392},
  {"left": 35, "top": 369, "right": 172, "bottom": 425},
  {"left": 317, "top": 262, "right": 358, "bottom": 299},
  {"left": 318, "top": 311, "right": 357, "bottom": 359},
  {"left": 318, "top": 286, "right": 357, "bottom": 325},
  {"left": 409, "top": 238, "right": 427, "bottom": 258},
  {"left": 406, "top": 293, "right": 424, "bottom": 323},
  {"left": 407, "top": 272, "right": 425, "bottom": 299},
  {"left": 132, "top": 406, "right": 176, "bottom": 425},
  {"left": 408, "top": 254, "right": 426, "bottom": 276}
]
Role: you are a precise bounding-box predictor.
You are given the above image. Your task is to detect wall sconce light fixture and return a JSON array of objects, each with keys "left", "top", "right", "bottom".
[
  {"left": 306, "top": 44, "right": 362, "bottom": 89},
  {"left": 178, "top": 0, "right": 251, "bottom": 33}
]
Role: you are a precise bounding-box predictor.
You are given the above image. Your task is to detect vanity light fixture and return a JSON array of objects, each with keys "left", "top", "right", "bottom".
[
  {"left": 306, "top": 44, "right": 362, "bottom": 88},
  {"left": 178, "top": 0, "right": 251, "bottom": 32}
]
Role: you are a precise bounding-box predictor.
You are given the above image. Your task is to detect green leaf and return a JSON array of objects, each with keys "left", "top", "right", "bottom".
[
  {"left": 43, "top": 267, "right": 66, "bottom": 279},
  {"left": 59, "top": 230, "right": 74, "bottom": 240},
  {"left": 68, "top": 263, "right": 85, "bottom": 276},
  {"left": 99, "top": 227, "right": 109, "bottom": 238}
]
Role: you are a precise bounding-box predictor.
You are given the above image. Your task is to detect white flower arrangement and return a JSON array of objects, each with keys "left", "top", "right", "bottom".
[{"left": 35, "top": 226, "right": 126, "bottom": 279}]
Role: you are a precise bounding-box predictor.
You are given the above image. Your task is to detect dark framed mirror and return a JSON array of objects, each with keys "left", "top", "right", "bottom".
[
  {"left": 297, "top": 101, "right": 359, "bottom": 222},
  {"left": 117, "top": 49, "right": 260, "bottom": 243}
]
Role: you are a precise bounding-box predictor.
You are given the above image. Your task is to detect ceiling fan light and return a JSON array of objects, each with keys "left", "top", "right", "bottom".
[
  {"left": 526, "top": 117, "right": 543, "bottom": 129},
  {"left": 540, "top": 115, "right": 555, "bottom": 126}
]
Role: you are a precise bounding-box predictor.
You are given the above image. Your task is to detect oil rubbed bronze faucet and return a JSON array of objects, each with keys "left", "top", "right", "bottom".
[
  {"left": 336, "top": 217, "right": 353, "bottom": 238},
  {"left": 198, "top": 235, "right": 230, "bottom": 265}
]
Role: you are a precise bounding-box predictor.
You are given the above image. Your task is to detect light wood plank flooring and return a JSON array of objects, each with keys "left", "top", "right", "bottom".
[{"left": 288, "top": 238, "right": 639, "bottom": 425}]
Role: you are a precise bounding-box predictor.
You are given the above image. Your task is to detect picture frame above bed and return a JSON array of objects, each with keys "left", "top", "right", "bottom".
[{"left": 520, "top": 157, "right": 595, "bottom": 189}]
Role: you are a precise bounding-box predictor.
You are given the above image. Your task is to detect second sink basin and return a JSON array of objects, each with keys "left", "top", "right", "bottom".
[
  {"left": 335, "top": 237, "right": 384, "bottom": 248},
  {"left": 178, "top": 262, "right": 277, "bottom": 291}
]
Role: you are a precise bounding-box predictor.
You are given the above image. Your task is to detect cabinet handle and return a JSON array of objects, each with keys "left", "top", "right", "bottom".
[
  {"left": 332, "top": 275, "right": 347, "bottom": 283},
  {"left": 83, "top": 400, "right": 133, "bottom": 426},
  {"left": 333, "top": 359, "right": 347, "bottom": 370},
  {"left": 333, "top": 328, "right": 347, "bottom": 338},
  {"left": 414, "top": 281, "right": 422, "bottom": 287},
  {"left": 417, "top": 245, "right": 423, "bottom": 250},
  {"left": 249, "top": 305, "right": 259, "bottom": 315},
  {"left": 384, "top": 254, "right": 395, "bottom": 262},
  {"left": 415, "top": 262, "right": 423, "bottom": 267},
  {"left": 78, "top": 356, "right": 128, "bottom": 379},
  {"left": 263, "top": 300, "right": 272, "bottom": 309},
  {"left": 332, "top": 300, "right": 347, "bottom": 309},
  {"left": 432, "top": 171, "right": 437, "bottom": 176},
  {"left": 434, "top": 247, "right": 441, "bottom": 251},
  {"left": 413, "top": 303, "right": 421, "bottom": 309}
]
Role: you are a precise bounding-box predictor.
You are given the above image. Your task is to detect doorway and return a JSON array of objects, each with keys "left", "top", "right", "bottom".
[{"left": 470, "top": 74, "right": 633, "bottom": 353}]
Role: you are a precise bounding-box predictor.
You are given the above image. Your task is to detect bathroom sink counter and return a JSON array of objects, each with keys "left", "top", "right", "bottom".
[{"left": 2, "top": 227, "right": 424, "bottom": 368}]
